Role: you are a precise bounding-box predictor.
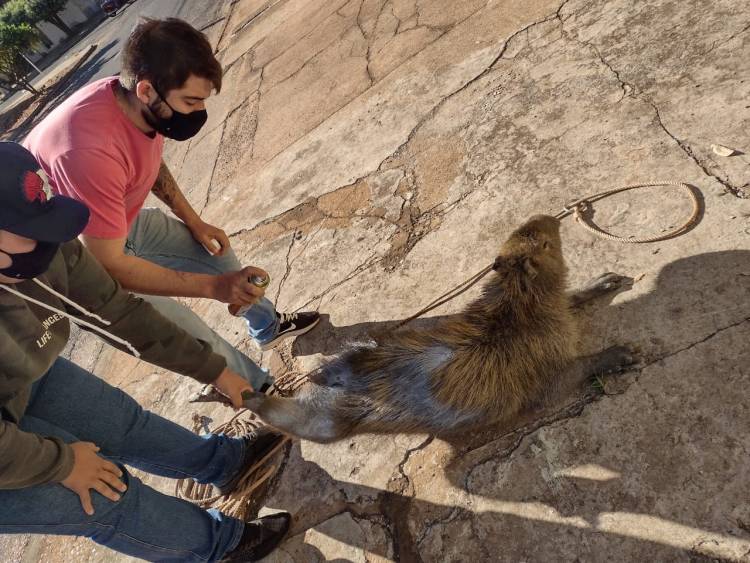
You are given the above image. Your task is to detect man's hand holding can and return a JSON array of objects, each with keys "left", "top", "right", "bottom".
[{"left": 226, "top": 268, "right": 270, "bottom": 316}]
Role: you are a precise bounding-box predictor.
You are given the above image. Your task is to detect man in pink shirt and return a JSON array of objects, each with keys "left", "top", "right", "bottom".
[{"left": 24, "top": 18, "right": 320, "bottom": 393}]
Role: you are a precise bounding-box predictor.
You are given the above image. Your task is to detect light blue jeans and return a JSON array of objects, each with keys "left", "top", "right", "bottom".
[
  {"left": 0, "top": 357, "right": 247, "bottom": 562},
  {"left": 125, "top": 208, "right": 279, "bottom": 390}
]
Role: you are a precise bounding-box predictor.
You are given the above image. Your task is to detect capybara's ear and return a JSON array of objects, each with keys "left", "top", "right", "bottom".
[{"left": 522, "top": 257, "right": 538, "bottom": 278}]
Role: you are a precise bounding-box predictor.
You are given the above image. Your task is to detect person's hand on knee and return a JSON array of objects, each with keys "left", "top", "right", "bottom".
[
  {"left": 61, "top": 442, "right": 127, "bottom": 515},
  {"left": 187, "top": 219, "right": 231, "bottom": 257}
]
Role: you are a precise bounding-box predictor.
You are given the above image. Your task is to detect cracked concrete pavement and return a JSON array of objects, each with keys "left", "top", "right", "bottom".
[{"left": 3, "top": 0, "right": 750, "bottom": 561}]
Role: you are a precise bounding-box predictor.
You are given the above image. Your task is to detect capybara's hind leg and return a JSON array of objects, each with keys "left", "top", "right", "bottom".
[
  {"left": 549, "top": 346, "right": 638, "bottom": 401},
  {"left": 242, "top": 392, "right": 349, "bottom": 443},
  {"left": 569, "top": 272, "right": 634, "bottom": 307}
]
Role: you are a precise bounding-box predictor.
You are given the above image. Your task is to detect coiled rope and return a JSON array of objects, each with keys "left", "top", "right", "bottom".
[
  {"left": 557, "top": 181, "right": 700, "bottom": 243},
  {"left": 174, "top": 371, "right": 308, "bottom": 520}
]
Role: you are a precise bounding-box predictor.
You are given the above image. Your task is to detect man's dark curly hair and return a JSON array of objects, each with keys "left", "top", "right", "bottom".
[{"left": 121, "top": 17, "right": 222, "bottom": 95}]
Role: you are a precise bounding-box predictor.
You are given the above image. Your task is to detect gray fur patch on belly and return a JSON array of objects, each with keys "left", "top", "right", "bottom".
[{"left": 390, "top": 346, "right": 480, "bottom": 428}]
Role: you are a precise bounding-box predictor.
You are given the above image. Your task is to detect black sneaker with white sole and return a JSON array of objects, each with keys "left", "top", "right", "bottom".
[{"left": 260, "top": 311, "right": 320, "bottom": 351}]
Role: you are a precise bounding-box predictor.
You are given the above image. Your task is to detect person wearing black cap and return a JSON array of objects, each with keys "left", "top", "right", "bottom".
[{"left": 0, "top": 141, "right": 291, "bottom": 561}]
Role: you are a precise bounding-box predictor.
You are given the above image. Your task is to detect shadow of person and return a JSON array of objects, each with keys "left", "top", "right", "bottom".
[
  {"left": 434, "top": 249, "right": 750, "bottom": 555},
  {"left": 293, "top": 249, "right": 749, "bottom": 455},
  {"left": 441, "top": 248, "right": 750, "bottom": 476},
  {"left": 260, "top": 440, "right": 748, "bottom": 562}
]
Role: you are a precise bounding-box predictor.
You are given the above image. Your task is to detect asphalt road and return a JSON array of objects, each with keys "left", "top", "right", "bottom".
[{"left": 0, "top": 0, "right": 227, "bottom": 113}]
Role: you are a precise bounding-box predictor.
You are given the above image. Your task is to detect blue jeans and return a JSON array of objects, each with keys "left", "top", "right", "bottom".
[
  {"left": 0, "top": 357, "right": 248, "bottom": 562},
  {"left": 125, "top": 208, "right": 279, "bottom": 390}
]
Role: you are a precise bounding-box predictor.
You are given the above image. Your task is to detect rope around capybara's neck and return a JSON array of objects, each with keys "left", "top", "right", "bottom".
[{"left": 394, "top": 181, "right": 700, "bottom": 328}]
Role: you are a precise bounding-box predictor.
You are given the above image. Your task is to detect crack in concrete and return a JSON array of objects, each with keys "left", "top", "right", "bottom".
[
  {"left": 375, "top": 0, "right": 570, "bottom": 175},
  {"left": 372, "top": 0, "right": 391, "bottom": 37},
  {"left": 275, "top": 218, "right": 333, "bottom": 308},
  {"left": 410, "top": 0, "right": 460, "bottom": 35},
  {"left": 355, "top": 0, "right": 371, "bottom": 38},
  {"left": 274, "top": 231, "right": 298, "bottom": 309},
  {"left": 199, "top": 16, "right": 226, "bottom": 34},
  {"left": 642, "top": 316, "right": 750, "bottom": 369},
  {"left": 210, "top": 0, "right": 234, "bottom": 54},
  {"left": 389, "top": 435, "right": 435, "bottom": 494},
  {"left": 67, "top": 333, "right": 108, "bottom": 374},
  {"left": 702, "top": 21, "right": 750, "bottom": 55},
  {"left": 232, "top": 0, "right": 284, "bottom": 37},
  {"left": 251, "top": 67, "right": 265, "bottom": 164},
  {"left": 462, "top": 393, "right": 598, "bottom": 490},
  {"left": 294, "top": 252, "right": 383, "bottom": 312},
  {"left": 558, "top": 22, "right": 633, "bottom": 102},
  {"left": 371, "top": 435, "right": 437, "bottom": 562},
  {"left": 647, "top": 100, "right": 748, "bottom": 199},
  {"left": 173, "top": 137, "right": 194, "bottom": 172},
  {"left": 414, "top": 505, "right": 463, "bottom": 550},
  {"left": 263, "top": 10, "right": 353, "bottom": 93},
  {"left": 378, "top": 492, "right": 422, "bottom": 563},
  {"left": 355, "top": 0, "right": 376, "bottom": 85},
  {"left": 200, "top": 122, "right": 227, "bottom": 215},
  {"left": 378, "top": 176, "right": 481, "bottom": 272},
  {"left": 558, "top": 17, "right": 748, "bottom": 199},
  {"left": 413, "top": 0, "right": 422, "bottom": 29}
]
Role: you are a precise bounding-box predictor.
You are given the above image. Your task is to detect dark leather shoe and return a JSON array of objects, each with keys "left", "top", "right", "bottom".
[
  {"left": 219, "top": 512, "right": 291, "bottom": 562},
  {"left": 216, "top": 428, "right": 286, "bottom": 496}
]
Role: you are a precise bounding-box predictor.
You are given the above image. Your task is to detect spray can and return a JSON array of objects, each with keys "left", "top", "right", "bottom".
[
  {"left": 249, "top": 274, "right": 270, "bottom": 289},
  {"left": 228, "top": 273, "right": 270, "bottom": 316}
]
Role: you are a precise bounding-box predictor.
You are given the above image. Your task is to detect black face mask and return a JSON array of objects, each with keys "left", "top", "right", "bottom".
[
  {"left": 144, "top": 89, "right": 208, "bottom": 141},
  {"left": 0, "top": 240, "right": 59, "bottom": 280}
]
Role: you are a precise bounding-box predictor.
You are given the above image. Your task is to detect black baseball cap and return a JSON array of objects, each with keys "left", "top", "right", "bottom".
[{"left": 0, "top": 142, "right": 89, "bottom": 242}]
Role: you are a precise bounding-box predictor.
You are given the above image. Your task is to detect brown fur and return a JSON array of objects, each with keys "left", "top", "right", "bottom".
[{"left": 244, "top": 215, "right": 585, "bottom": 441}]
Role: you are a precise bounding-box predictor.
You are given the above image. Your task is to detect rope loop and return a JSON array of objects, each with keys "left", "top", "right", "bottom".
[
  {"left": 559, "top": 181, "right": 700, "bottom": 244},
  {"left": 175, "top": 372, "right": 307, "bottom": 519}
]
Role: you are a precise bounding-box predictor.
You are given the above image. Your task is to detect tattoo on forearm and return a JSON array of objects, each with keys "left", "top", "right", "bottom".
[{"left": 152, "top": 162, "right": 178, "bottom": 208}]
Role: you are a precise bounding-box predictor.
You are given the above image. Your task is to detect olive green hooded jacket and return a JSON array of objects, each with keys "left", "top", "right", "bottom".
[{"left": 0, "top": 240, "right": 226, "bottom": 489}]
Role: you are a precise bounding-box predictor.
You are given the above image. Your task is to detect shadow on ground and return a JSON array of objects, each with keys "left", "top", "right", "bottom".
[
  {"left": 268, "top": 447, "right": 738, "bottom": 562},
  {"left": 273, "top": 250, "right": 750, "bottom": 560}
]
